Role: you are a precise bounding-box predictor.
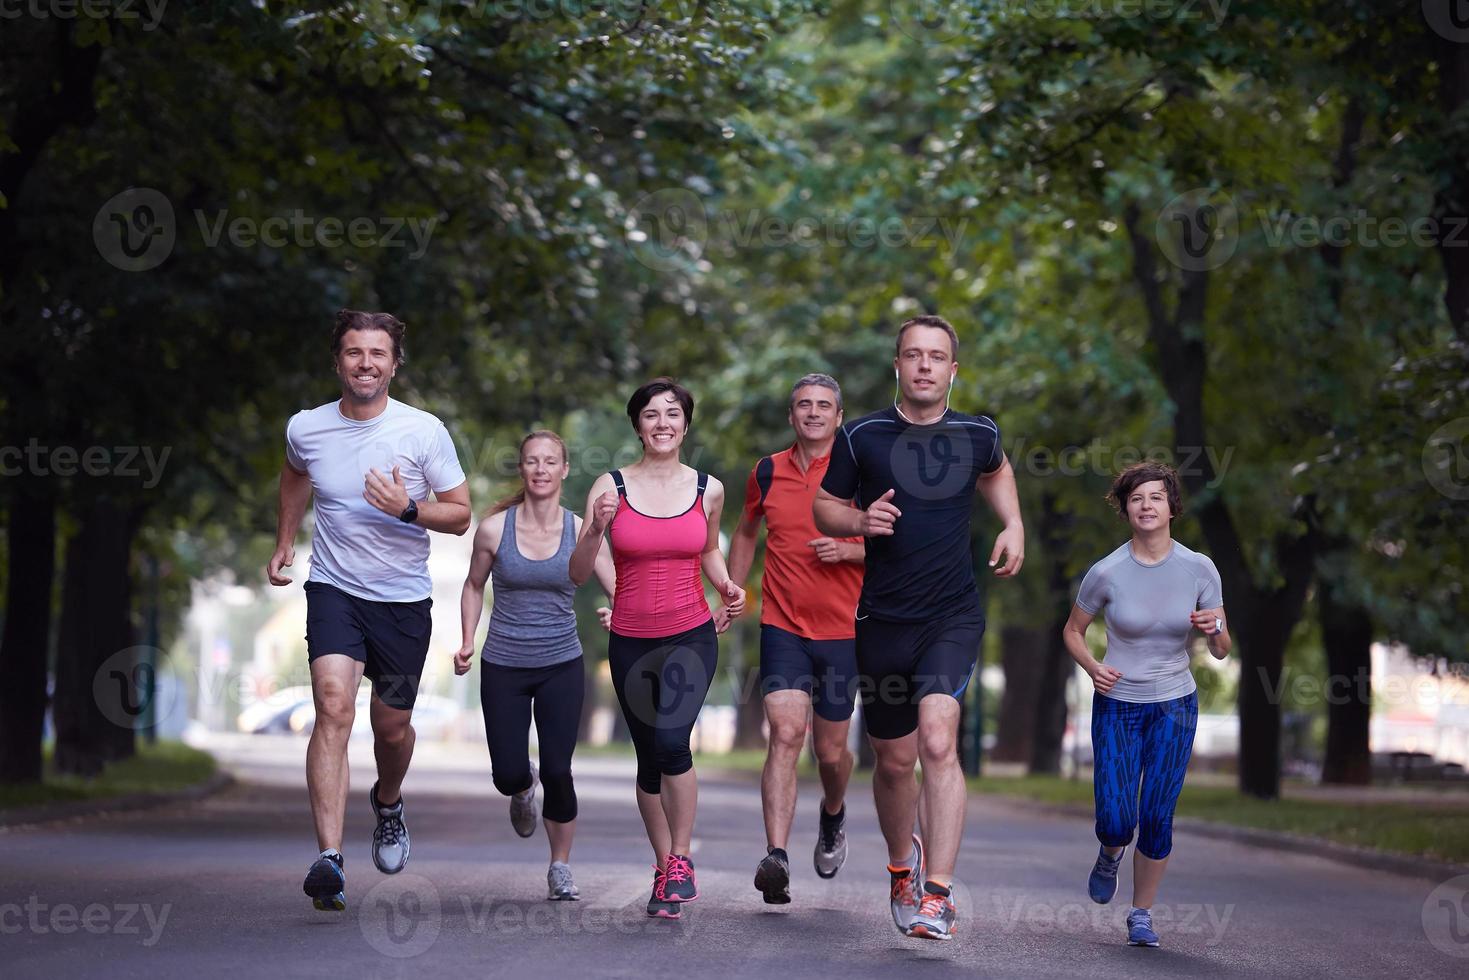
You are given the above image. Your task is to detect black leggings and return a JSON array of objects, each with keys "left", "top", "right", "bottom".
[
  {"left": 608, "top": 619, "right": 719, "bottom": 795},
  {"left": 480, "top": 657, "right": 584, "bottom": 824}
]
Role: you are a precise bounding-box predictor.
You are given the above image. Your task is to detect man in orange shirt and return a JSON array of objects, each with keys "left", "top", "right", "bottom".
[{"left": 728, "top": 373, "right": 865, "bottom": 905}]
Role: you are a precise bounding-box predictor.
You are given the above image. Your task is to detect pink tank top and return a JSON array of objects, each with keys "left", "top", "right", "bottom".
[{"left": 608, "top": 468, "right": 712, "bottom": 637}]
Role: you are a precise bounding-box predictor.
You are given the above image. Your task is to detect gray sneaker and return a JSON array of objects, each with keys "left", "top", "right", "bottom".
[
  {"left": 547, "top": 861, "right": 579, "bottom": 901},
  {"left": 510, "top": 764, "right": 539, "bottom": 838},
  {"left": 887, "top": 834, "right": 925, "bottom": 935},
  {"left": 814, "top": 804, "right": 847, "bottom": 879},
  {"left": 370, "top": 782, "right": 410, "bottom": 875},
  {"left": 908, "top": 883, "right": 957, "bottom": 942}
]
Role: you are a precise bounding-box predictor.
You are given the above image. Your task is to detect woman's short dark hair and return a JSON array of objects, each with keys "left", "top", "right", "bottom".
[
  {"left": 1107, "top": 461, "right": 1184, "bottom": 521},
  {"left": 626, "top": 377, "right": 694, "bottom": 437},
  {"left": 332, "top": 309, "right": 406, "bottom": 366}
]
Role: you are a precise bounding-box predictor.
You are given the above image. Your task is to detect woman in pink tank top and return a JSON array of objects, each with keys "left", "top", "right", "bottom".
[{"left": 570, "top": 377, "right": 746, "bottom": 918}]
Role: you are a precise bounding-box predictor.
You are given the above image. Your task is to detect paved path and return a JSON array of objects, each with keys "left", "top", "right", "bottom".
[{"left": 2, "top": 735, "right": 1466, "bottom": 978}]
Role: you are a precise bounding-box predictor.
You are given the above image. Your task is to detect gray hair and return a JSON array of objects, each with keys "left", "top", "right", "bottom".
[{"left": 789, "top": 373, "right": 842, "bottom": 412}]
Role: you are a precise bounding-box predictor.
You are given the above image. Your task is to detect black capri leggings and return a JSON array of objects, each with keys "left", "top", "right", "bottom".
[
  {"left": 608, "top": 619, "right": 719, "bottom": 795},
  {"left": 480, "top": 657, "right": 584, "bottom": 824}
]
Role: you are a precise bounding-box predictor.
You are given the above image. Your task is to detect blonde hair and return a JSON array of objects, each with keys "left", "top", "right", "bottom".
[{"left": 486, "top": 430, "right": 569, "bottom": 517}]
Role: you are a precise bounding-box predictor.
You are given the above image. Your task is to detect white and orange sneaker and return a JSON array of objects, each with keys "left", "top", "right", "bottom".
[{"left": 887, "top": 834, "right": 925, "bottom": 935}]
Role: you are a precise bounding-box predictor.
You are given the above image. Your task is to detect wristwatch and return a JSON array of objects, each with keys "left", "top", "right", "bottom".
[
  {"left": 398, "top": 499, "right": 419, "bottom": 524},
  {"left": 1212, "top": 616, "right": 1224, "bottom": 635}
]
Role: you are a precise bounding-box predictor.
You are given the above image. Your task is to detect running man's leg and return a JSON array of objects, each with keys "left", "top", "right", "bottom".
[
  {"left": 362, "top": 592, "right": 433, "bottom": 805},
  {"left": 370, "top": 696, "right": 415, "bottom": 805},
  {"left": 809, "top": 636, "right": 858, "bottom": 815},
  {"left": 908, "top": 610, "right": 983, "bottom": 884},
  {"left": 870, "top": 732, "right": 921, "bottom": 863},
  {"left": 913, "top": 694, "right": 964, "bottom": 884},
  {"left": 857, "top": 616, "right": 922, "bottom": 864},
  {"left": 759, "top": 624, "right": 818, "bottom": 850},
  {"left": 811, "top": 715, "right": 853, "bottom": 814},
  {"left": 761, "top": 689, "right": 811, "bottom": 851},
  {"left": 1132, "top": 692, "right": 1197, "bottom": 908},
  {"left": 532, "top": 658, "right": 585, "bottom": 864},
  {"left": 307, "top": 654, "right": 365, "bottom": 851}
]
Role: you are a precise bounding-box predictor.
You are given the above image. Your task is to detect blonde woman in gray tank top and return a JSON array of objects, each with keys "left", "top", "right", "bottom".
[{"left": 453, "top": 431, "right": 617, "bottom": 900}]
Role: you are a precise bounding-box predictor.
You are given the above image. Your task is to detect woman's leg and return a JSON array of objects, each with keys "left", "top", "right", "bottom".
[
  {"left": 1132, "top": 693, "right": 1198, "bottom": 908},
  {"left": 531, "top": 657, "right": 585, "bottom": 864},
  {"left": 1091, "top": 692, "right": 1143, "bottom": 857},
  {"left": 481, "top": 662, "right": 535, "bottom": 799},
  {"left": 653, "top": 622, "right": 719, "bottom": 856},
  {"left": 608, "top": 631, "right": 672, "bottom": 866}
]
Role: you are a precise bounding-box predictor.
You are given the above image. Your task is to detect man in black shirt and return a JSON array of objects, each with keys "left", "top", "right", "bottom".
[{"left": 814, "top": 315, "right": 1024, "bottom": 942}]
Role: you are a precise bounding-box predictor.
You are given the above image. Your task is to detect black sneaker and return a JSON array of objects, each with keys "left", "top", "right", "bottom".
[
  {"left": 661, "top": 853, "right": 698, "bottom": 902},
  {"left": 814, "top": 804, "right": 848, "bottom": 879},
  {"left": 370, "top": 781, "right": 410, "bottom": 874},
  {"left": 303, "top": 852, "right": 345, "bottom": 911},
  {"left": 754, "top": 848, "right": 791, "bottom": 904},
  {"left": 647, "top": 865, "right": 680, "bottom": 919}
]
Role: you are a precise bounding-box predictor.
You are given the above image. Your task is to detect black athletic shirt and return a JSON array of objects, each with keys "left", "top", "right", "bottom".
[{"left": 820, "top": 405, "right": 1003, "bottom": 623}]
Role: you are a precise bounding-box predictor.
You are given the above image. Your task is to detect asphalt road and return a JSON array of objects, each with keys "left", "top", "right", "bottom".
[{"left": 2, "top": 736, "right": 1466, "bottom": 978}]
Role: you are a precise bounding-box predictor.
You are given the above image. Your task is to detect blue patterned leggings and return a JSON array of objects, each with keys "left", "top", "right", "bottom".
[{"left": 1091, "top": 691, "right": 1198, "bottom": 860}]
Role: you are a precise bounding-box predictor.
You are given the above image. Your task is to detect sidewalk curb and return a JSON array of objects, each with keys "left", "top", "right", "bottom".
[
  {"left": 0, "top": 771, "right": 235, "bottom": 832},
  {"left": 982, "top": 795, "right": 1469, "bottom": 883}
]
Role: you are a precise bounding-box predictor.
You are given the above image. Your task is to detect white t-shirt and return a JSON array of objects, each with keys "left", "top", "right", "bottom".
[{"left": 286, "top": 397, "right": 467, "bottom": 602}]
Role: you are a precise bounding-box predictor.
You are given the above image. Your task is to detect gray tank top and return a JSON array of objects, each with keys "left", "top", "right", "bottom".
[{"left": 482, "top": 505, "right": 583, "bottom": 668}]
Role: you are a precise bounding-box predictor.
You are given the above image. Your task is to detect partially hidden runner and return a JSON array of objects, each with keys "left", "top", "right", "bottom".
[
  {"left": 268, "top": 309, "right": 472, "bottom": 912},
  {"left": 727, "top": 373, "right": 864, "bottom": 904},
  {"left": 569, "top": 377, "right": 746, "bottom": 920},
  {"left": 453, "top": 430, "right": 618, "bottom": 901},
  {"left": 813, "top": 315, "right": 1024, "bottom": 942}
]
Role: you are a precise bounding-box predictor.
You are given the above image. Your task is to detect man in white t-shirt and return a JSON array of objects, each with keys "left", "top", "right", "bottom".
[{"left": 267, "top": 309, "right": 471, "bottom": 912}]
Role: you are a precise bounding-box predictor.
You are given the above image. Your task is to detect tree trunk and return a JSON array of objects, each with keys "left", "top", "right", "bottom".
[
  {"left": 1124, "top": 203, "right": 1319, "bottom": 799},
  {"left": 1431, "top": 22, "right": 1469, "bottom": 341},
  {"left": 53, "top": 497, "right": 138, "bottom": 776},
  {"left": 728, "top": 621, "right": 767, "bottom": 751},
  {"left": 991, "top": 625, "right": 1043, "bottom": 764},
  {"left": 1319, "top": 579, "right": 1374, "bottom": 785},
  {"left": 0, "top": 479, "right": 58, "bottom": 784},
  {"left": 1030, "top": 615, "right": 1073, "bottom": 775},
  {"left": 1030, "top": 490, "right": 1077, "bottom": 775}
]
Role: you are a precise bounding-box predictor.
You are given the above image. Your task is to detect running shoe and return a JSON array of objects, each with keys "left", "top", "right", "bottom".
[
  {"left": 303, "top": 851, "right": 346, "bottom": 911},
  {"left": 907, "top": 881, "right": 957, "bottom": 941},
  {"left": 547, "top": 861, "right": 579, "bottom": 901},
  {"left": 510, "top": 763, "right": 539, "bottom": 839},
  {"left": 754, "top": 848, "right": 791, "bottom": 905},
  {"left": 1127, "top": 907, "right": 1160, "bottom": 947},
  {"left": 647, "top": 865, "right": 680, "bottom": 919},
  {"left": 661, "top": 853, "right": 698, "bottom": 902},
  {"left": 887, "top": 834, "right": 925, "bottom": 936},
  {"left": 814, "top": 804, "right": 848, "bottom": 879},
  {"left": 370, "top": 781, "right": 410, "bottom": 874},
  {"left": 1088, "top": 844, "right": 1125, "bottom": 905}
]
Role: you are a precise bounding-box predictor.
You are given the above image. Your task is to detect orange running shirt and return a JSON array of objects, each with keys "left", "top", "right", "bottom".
[{"left": 741, "top": 445, "right": 864, "bottom": 640}]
